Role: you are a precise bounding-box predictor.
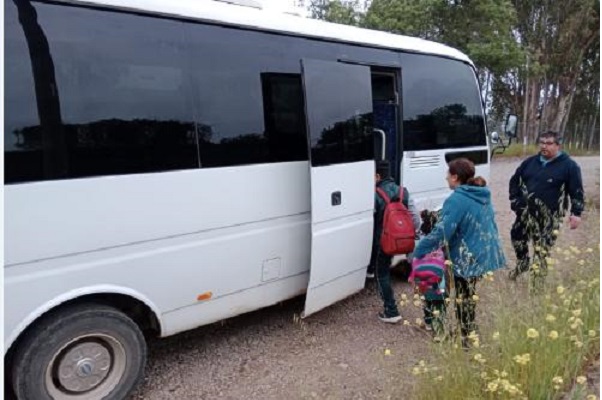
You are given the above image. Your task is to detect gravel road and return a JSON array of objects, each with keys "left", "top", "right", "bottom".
[{"left": 132, "top": 156, "right": 600, "bottom": 400}]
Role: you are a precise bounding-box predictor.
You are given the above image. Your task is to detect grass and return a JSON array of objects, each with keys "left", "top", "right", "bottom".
[
  {"left": 492, "top": 144, "right": 600, "bottom": 158},
  {"left": 407, "top": 212, "right": 600, "bottom": 400}
]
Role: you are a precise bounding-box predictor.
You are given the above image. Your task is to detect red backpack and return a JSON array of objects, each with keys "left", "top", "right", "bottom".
[{"left": 376, "top": 187, "right": 416, "bottom": 255}]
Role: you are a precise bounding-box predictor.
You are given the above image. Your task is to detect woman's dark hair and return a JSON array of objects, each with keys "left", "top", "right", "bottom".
[{"left": 448, "top": 158, "right": 487, "bottom": 187}]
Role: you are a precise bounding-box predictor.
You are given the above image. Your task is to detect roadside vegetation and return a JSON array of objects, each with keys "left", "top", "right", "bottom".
[{"left": 406, "top": 194, "right": 600, "bottom": 399}]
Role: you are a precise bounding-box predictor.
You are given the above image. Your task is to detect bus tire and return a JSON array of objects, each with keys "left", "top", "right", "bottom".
[{"left": 12, "top": 303, "right": 147, "bottom": 400}]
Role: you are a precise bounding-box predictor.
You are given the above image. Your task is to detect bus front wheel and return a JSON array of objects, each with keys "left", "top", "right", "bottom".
[{"left": 12, "top": 303, "right": 147, "bottom": 400}]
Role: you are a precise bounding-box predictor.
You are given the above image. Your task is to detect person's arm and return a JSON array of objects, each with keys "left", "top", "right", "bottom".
[
  {"left": 413, "top": 197, "right": 461, "bottom": 259},
  {"left": 509, "top": 160, "right": 527, "bottom": 212},
  {"left": 567, "top": 160, "right": 585, "bottom": 228}
]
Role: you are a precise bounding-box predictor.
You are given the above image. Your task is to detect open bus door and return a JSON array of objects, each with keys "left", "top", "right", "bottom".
[{"left": 300, "top": 59, "right": 375, "bottom": 317}]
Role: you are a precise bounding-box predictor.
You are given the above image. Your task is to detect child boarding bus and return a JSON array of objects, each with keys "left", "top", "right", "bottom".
[{"left": 4, "top": 0, "right": 490, "bottom": 397}]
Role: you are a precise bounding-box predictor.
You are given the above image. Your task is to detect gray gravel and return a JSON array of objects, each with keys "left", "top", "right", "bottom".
[{"left": 132, "top": 156, "right": 600, "bottom": 400}]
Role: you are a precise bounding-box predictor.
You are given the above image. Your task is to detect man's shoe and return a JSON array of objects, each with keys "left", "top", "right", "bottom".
[
  {"left": 366, "top": 272, "right": 375, "bottom": 279},
  {"left": 424, "top": 323, "right": 433, "bottom": 331},
  {"left": 509, "top": 259, "right": 530, "bottom": 281},
  {"left": 378, "top": 313, "right": 402, "bottom": 324},
  {"left": 508, "top": 268, "right": 522, "bottom": 280}
]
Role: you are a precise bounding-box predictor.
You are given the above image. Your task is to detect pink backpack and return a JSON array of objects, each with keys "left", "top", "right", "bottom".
[{"left": 409, "top": 249, "right": 446, "bottom": 296}]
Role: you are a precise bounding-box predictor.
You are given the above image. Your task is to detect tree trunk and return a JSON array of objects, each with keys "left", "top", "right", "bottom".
[
  {"left": 527, "top": 80, "right": 540, "bottom": 142},
  {"left": 559, "top": 84, "right": 577, "bottom": 136},
  {"left": 587, "top": 112, "right": 598, "bottom": 150},
  {"left": 521, "top": 73, "right": 529, "bottom": 142}
]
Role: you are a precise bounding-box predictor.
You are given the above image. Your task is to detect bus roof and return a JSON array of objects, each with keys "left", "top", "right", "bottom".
[{"left": 68, "top": 0, "right": 473, "bottom": 66}]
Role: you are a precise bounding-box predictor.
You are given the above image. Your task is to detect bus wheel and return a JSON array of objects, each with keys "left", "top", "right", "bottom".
[{"left": 12, "top": 303, "right": 147, "bottom": 400}]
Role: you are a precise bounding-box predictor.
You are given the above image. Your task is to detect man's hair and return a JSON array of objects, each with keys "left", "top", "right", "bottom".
[
  {"left": 376, "top": 160, "right": 391, "bottom": 178},
  {"left": 539, "top": 130, "right": 562, "bottom": 144}
]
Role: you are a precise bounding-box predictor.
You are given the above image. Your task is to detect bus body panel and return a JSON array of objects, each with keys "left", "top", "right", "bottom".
[
  {"left": 402, "top": 146, "right": 490, "bottom": 211},
  {"left": 5, "top": 163, "right": 312, "bottom": 350}
]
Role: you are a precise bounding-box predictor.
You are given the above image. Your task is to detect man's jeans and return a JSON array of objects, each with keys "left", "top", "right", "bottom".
[{"left": 511, "top": 205, "right": 560, "bottom": 270}]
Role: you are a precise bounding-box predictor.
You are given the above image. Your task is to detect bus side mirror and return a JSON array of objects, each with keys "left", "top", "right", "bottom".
[
  {"left": 505, "top": 114, "right": 518, "bottom": 138},
  {"left": 490, "top": 131, "right": 500, "bottom": 144}
]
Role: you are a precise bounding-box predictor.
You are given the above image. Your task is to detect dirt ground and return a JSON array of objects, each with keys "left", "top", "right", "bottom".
[{"left": 132, "top": 156, "right": 600, "bottom": 400}]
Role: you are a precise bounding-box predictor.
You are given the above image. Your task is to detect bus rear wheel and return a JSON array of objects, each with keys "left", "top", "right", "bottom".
[{"left": 12, "top": 303, "right": 147, "bottom": 400}]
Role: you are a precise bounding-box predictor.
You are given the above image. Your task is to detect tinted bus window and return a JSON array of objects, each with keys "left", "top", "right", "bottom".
[
  {"left": 185, "top": 24, "right": 309, "bottom": 167},
  {"left": 261, "top": 73, "right": 308, "bottom": 162},
  {"left": 5, "top": 2, "right": 199, "bottom": 183},
  {"left": 5, "top": 0, "right": 44, "bottom": 183},
  {"left": 401, "top": 55, "right": 486, "bottom": 151}
]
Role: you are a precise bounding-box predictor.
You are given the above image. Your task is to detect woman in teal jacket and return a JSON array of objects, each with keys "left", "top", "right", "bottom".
[{"left": 414, "top": 158, "right": 506, "bottom": 340}]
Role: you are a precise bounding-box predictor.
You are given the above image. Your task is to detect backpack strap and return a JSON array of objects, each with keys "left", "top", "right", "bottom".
[{"left": 375, "top": 187, "right": 390, "bottom": 204}]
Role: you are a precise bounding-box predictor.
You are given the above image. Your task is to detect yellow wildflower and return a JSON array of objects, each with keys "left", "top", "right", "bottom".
[
  {"left": 586, "top": 395, "right": 597, "bottom": 400},
  {"left": 552, "top": 229, "right": 560, "bottom": 236},
  {"left": 403, "top": 320, "right": 410, "bottom": 326},
  {"left": 526, "top": 328, "right": 539, "bottom": 339},
  {"left": 513, "top": 354, "right": 531, "bottom": 365},
  {"left": 572, "top": 309, "right": 582, "bottom": 317},
  {"left": 480, "top": 372, "right": 488, "bottom": 379},
  {"left": 552, "top": 376, "right": 563, "bottom": 385},
  {"left": 492, "top": 331, "right": 500, "bottom": 340},
  {"left": 578, "top": 259, "right": 585, "bottom": 266},
  {"left": 435, "top": 375, "right": 443, "bottom": 382},
  {"left": 500, "top": 371, "right": 508, "bottom": 378},
  {"left": 563, "top": 299, "right": 571, "bottom": 307},
  {"left": 384, "top": 349, "right": 391, "bottom": 356},
  {"left": 556, "top": 286, "right": 566, "bottom": 294},
  {"left": 415, "top": 318, "right": 423, "bottom": 326},
  {"left": 413, "top": 300, "right": 421, "bottom": 307},
  {"left": 472, "top": 294, "right": 479, "bottom": 301},
  {"left": 588, "top": 330, "right": 597, "bottom": 338},
  {"left": 432, "top": 310, "right": 440, "bottom": 317},
  {"left": 418, "top": 360, "right": 426, "bottom": 367},
  {"left": 576, "top": 376, "right": 587, "bottom": 385},
  {"left": 548, "top": 330, "right": 559, "bottom": 340},
  {"left": 412, "top": 367, "right": 421, "bottom": 375},
  {"left": 487, "top": 382, "right": 499, "bottom": 392},
  {"left": 473, "top": 353, "right": 486, "bottom": 363},
  {"left": 586, "top": 248, "right": 593, "bottom": 253},
  {"left": 413, "top": 293, "right": 420, "bottom": 300},
  {"left": 546, "top": 314, "right": 556, "bottom": 322},
  {"left": 401, "top": 293, "right": 408, "bottom": 300},
  {"left": 575, "top": 341, "right": 584, "bottom": 348}
]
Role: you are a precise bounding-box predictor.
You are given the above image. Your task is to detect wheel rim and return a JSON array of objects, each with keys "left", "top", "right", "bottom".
[{"left": 45, "top": 333, "right": 127, "bottom": 399}]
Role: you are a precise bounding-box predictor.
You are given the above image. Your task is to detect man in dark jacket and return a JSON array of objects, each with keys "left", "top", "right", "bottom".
[
  {"left": 508, "top": 131, "right": 584, "bottom": 279},
  {"left": 369, "top": 161, "right": 420, "bottom": 323}
]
